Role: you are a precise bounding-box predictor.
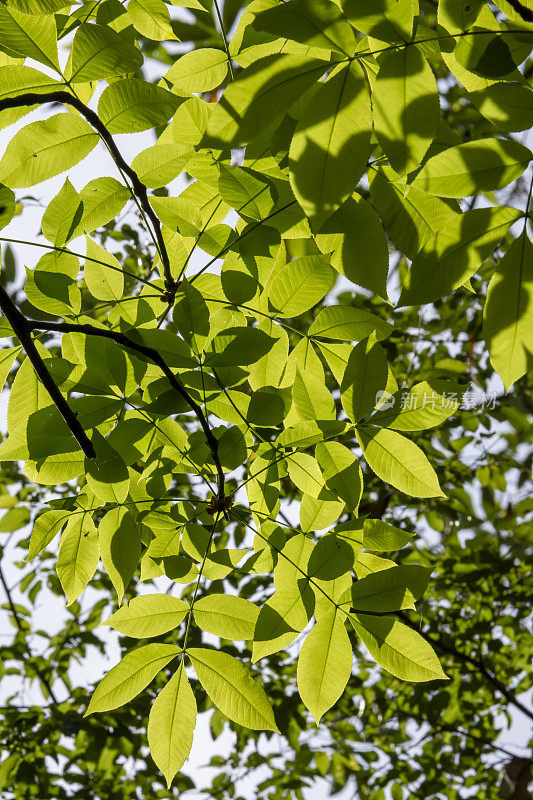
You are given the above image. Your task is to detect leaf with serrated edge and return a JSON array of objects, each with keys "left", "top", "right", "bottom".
[
  {"left": 102, "top": 594, "right": 190, "bottom": 638},
  {"left": 148, "top": 661, "right": 196, "bottom": 788},
  {"left": 86, "top": 644, "right": 180, "bottom": 714},
  {"left": 188, "top": 647, "right": 279, "bottom": 731}
]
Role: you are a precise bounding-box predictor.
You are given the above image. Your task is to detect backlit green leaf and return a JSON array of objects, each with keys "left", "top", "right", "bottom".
[
  {"left": 297, "top": 609, "right": 352, "bottom": 723},
  {"left": 148, "top": 662, "right": 196, "bottom": 789},
  {"left": 357, "top": 427, "right": 445, "bottom": 498},
  {"left": 350, "top": 614, "right": 448, "bottom": 682},
  {"left": 98, "top": 79, "right": 181, "bottom": 134},
  {"left": 0, "top": 114, "right": 98, "bottom": 189},
  {"left": 193, "top": 594, "right": 260, "bottom": 639},
  {"left": 84, "top": 237, "right": 124, "bottom": 301},
  {"left": 70, "top": 23, "right": 143, "bottom": 83},
  {"left": 188, "top": 648, "right": 279, "bottom": 731},
  {"left": 268, "top": 254, "right": 336, "bottom": 317},
  {"left": 413, "top": 138, "right": 532, "bottom": 197},
  {"left": 86, "top": 644, "right": 180, "bottom": 714},
  {"left": 351, "top": 565, "right": 431, "bottom": 612},
  {"left": 99, "top": 506, "right": 140, "bottom": 603},
  {"left": 289, "top": 63, "right": 371, "bottom": 227},
  {"left": 372, "top": 45, "right": 440, "bottom": 175},
  {"left": 484, "top": 231, "right": 533, "bottom": 390},
  {"left": 164, "top": 48, "right": 228, "bottom": 93},
  {"left": 56, "top": 513, "right": 99, "bottom": 606},
  {"left": 103, "top": 594, "right": 190, "bottom": 638}
]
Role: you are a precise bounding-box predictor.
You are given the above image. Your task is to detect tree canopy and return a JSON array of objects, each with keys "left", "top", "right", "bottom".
[{"left": 0, "top": 0, "right": 532, "bottom": 797}]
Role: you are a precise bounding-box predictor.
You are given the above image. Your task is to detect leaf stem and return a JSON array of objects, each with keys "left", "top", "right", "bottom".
[{"left": 213, "top": 0, "right": 235, "bottom": 82}]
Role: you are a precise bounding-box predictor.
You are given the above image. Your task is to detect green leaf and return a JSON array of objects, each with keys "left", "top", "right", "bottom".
[
  {"left": 188, "top": 647, "right": 279, "bottom": 731},
  {"left": 0, "top": 184, "right": 15, "bottom": 230},
  {"left": 56, "top": 513, "right": 99, "bottom": 606},
  {"left": 300, "top": 493, "right": 345, "bottom": 533},
  {"left": 0, "top": 346, "right": 18, "bottom": 394},
  {"left": 25, "top": 254, "right": 81, "bottom": 317},
  {"left": 309, "top": 305, "right": 393, "bottom": 341},
  {"left": 316, "top": 441, "right": 362, "bottom": 511},
  {"left": 363, "top": 519, "right": 413, "bottom": 552},
  {"left": 41, "top": 179, "right": 83, "bottom": 247},
  {"left": 7, "top": 0, "right": 69, "bottom": 13},
  {"left": 370, "top": 168, "right": 459, "bottom": 260},
  {"left": 252, "top": 585, "right": 314, "bottom": 660},
  {"left": 413, "top": 138, "right": 532, "bottom": 198},
  {"left": 351, "top": 565, "right": 431, "bottom": 613},
  {"left": 0, "top": 64, "right": 61, "bottom": 100},
  {"left": 0, "top": 5, "right": 59, "bottom": 70},
  {"left": 372, "top": 45, "right": 440, "bottom": 175},
  {"left": 193, "top": 594, "right": 260, "bottom": 639},
  {"left": 164, "top": 48, "right": 228, "bottom": 93},
  {"left": 484, "top": 231, "right": 533, "bottom": 390},
  {"left": 289, "top": 63, "right": 371, "bottom": 227},
  {"left": 86, "top": 644, "right": 180, "bottom": 714},
  {"left": 370, "top": 380, "right": 461, "bottom": 430},
  {"left": 297, "top": 609, "right": 352, "bottom": 723},
  {"left": 84, "top": 237, "right": 124, "bottom": 301},
  {"left": 167, "top": 96, "right": 211, "bottom": 146},
  {"left": 0, "top": 114, "right": 98, "bottom": 189},
  {"left": 131, "top": 144, "right": 192, "bottom": 188},
  {"left": 7, "top": 341, "right": 53, "bottom": 432},
  {"left": 205, "top": 326, "right": 275, "bottom": 367},
  {"left": 70, "top": 23, "right": 143, "bottom": 83},
  {"left": 287, "top": 452, "right": 325, "bottom": 498},
  {"left": 343, "top": 0, "right": 414, "bottom": 42},
  {"left": 292, "top": 366, "right": 336, "bottom": 422},
  {"left": 148, "top": 662, "right": 196, "bottom": 789},
  {"left": 173, "top": 279, "right": 210, "bottom": 354},
  {"left": 253, "top": 534, "right": 315, "bottom": 659},
  {"left": 102, "top": 594, "right": 190, "bottom": 638},
  {"left": 248, "top": 320, "right": 289, "bottom": 390},
  {"left": 468, "top": 82, "right": 533, "bottom": 132},
  {"left": 203, "top": 54, "right": 325, "bottom": 147},
  {"left": 401, "top": 206, "right": 521, "bottom": 305},
  {"left": 99, "top": 507, "right": 140, "bottom": 603},
  {"left": 98, "top": 79, "right": 181, "bottom": 134},
  {"left": 350, "top": 614, "right": 447, "bottom": 681},
  {"left": 26, "top": 509, "right": 70, "bottom": 560},
  {"left": 128, "top": 0, "right": 178, "bottom": 42},
  {"left": 252, "top": 0, "right": 358, "bottom": 56},
  {"left": 277, "top": 420, "right": 347, "bottom": 449},
  {"left": 74, "top": 177, "right": 130, "bottom": 236},
  {"left": 315, "top": 196, "right": 389, "bottom": 298},
  {"left": 357, "top": 427, "right": 445, "bottom": 498},
  {"left": 341, "top": 338, "right": 388, "bottom": 423},
  {"left": 268, "top": 254, "right": 336, "bottom": 317},
  {"left": 218, "top": 165, "right": 275, "bottom": 220}
]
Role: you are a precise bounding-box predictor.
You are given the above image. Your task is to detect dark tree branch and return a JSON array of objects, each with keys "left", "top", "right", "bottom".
[
  {"left": 0, "top": 562, "right": 59, "bottom": 704},
  {"left": 27, "top": 318, "right": 226, "bottom": 510},
  {"left": 0, "top": 91, "right": 173, "bottom": 294},
  {"left": 0, "top": 284, "right": 96, "bottom": 459},
  {"left": 504, "top": 0, "right": 533, "bottom": 22},
  {"left": 398, "top": 611, "right": 533, "bottom": 724}
]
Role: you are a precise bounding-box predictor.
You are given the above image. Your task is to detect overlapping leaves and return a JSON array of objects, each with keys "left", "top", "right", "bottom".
[{"left": 0, "top": 0, "right": 531, "bottom": 789}]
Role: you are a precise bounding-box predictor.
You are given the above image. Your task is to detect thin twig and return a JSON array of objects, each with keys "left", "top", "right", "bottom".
[
  {"left": 0, "top": 562, "right": 59, "bottom": 704},
  {"left": 398, "top": 611, "right": 533, "bottom": 724}
]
